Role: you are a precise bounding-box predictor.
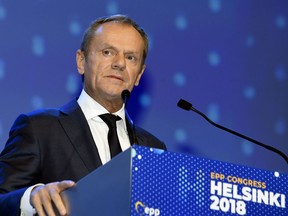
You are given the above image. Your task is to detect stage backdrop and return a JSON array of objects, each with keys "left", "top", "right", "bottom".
[{"left": 0, "top": 0, "right": 287, "bottom": 173}]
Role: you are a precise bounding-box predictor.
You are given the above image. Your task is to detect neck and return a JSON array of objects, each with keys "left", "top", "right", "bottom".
[
  {"left": 101, "top": 100, "right": 123, "bottom": 113},
  {"left": 83, "top": 88, "right": 124, "bottom": 113}
]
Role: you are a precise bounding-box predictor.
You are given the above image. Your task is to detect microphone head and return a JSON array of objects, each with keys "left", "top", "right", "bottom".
[
  {"left": 121, "top": 89, "right": 130, "bottom": 101},
  {"left": 177, "top": 99, "right": 192, "bottom": 111}
]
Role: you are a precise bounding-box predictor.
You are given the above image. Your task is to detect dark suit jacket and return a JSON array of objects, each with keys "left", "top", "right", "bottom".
[{"left": 0, "top": 99, "right": 166, "bottom": 216}]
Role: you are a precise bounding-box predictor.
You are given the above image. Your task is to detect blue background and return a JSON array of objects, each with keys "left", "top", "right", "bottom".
[{"left": 0, "top": 0, "right": 287, "bottom": 173}]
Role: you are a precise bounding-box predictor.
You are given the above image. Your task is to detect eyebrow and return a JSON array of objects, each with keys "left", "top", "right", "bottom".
[
  {"left": 99, "top": 43, "right": 117, "bottom": 51},
  {"left": 100, "top": 43, "right": 140, "bottom": 55}
]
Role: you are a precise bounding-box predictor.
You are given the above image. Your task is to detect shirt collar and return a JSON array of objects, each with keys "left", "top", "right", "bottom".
[{"left": 77, "top": 89, "right": 127, "bottom": 126}]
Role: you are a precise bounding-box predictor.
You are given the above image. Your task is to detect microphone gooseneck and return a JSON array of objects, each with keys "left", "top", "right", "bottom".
[
  {"left": 121, "top": 90, "right": 138, "bottom": 145},
  {"left": 177, "top": 98, "right": 288, "bottom": 164}
]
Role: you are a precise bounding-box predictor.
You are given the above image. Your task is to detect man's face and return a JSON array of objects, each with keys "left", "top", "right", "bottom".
[{"left": 76, "top": 22, "right": 146, "bottom": 105}]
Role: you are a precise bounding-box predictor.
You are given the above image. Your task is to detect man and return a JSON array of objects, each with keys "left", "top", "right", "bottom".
[{"left": 0, "top": 14, "right": 166, "bottom": 216}]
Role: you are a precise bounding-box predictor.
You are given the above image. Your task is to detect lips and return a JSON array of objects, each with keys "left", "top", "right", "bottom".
[{"left": 106, "top": 75, "right": 124, "bottom": 81}]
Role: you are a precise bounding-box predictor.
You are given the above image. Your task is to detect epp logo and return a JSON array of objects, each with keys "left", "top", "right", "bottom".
[{"left": 135, "top": 201, "right": 160, "bottom": 216}]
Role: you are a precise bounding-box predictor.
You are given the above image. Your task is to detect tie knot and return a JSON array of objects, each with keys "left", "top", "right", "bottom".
[{"left": 99, "top": 114, "right": 121, "bottom": 129}]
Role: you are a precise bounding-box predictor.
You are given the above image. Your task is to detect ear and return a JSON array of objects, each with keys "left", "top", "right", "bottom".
[
  {"left": 134, "top": 64, "right": 146, "bottom": 86},
  {"left": 76, "top": 50, "right": 85, "bottom": 75}
]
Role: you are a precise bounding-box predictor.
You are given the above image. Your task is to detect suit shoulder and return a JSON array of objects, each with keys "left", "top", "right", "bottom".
[
  {"left": 28, "top": 108, "right": 61, "bottom": 117},
  {"left": 21, "top": 98, "right": 79, "bottom": 120}
]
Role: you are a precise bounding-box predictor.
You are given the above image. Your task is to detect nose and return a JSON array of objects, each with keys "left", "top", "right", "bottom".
[{"left": 111, "top": 54, "right": 126, "bottom": 71}]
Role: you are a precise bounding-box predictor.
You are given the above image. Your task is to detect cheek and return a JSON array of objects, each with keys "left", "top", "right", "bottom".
[
  {"left": 83, "top": 67, "right": 99, "bottom": 86},
  {"left": 128, "top": 65, "right": 143, "bottom": 80},
  {"left": 85, "top": 60, "right": 105, "bottom": 77},
  {"left": 127, "top": 72, "right": 139, "bottom": 86}
]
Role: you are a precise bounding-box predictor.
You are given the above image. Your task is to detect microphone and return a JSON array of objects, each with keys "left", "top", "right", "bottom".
[
  {"left": 177, "top": 98, "right": 288, "bottom": 164},
  {"left": 121, "top": 90, "right": 138, "bottom": 145},
  {"left": 121, "top": 89, "right": 130, "bottom": 106}
]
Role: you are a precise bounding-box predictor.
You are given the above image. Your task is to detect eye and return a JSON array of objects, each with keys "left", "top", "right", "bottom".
[
  {"left": 102, "top": 49, "right": 115, "bottom": 57},
  {"left": 126, "top": 55, "right": 137, "bottom": 62}
]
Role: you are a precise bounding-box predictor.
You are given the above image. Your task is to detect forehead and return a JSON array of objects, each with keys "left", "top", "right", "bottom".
[{"left": 91, "top": 22, "right": 144, "bottom": 51}]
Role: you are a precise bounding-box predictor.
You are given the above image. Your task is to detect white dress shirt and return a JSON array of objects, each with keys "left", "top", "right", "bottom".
[
  {"left": 77, "top": 89, "right": 131, "bottom": 164},
  {"left": 20, "top": 89, "right": 131, "bottom": 215}
]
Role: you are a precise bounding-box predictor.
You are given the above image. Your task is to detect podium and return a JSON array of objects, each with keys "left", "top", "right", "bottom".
[{"left": 62, "top": 145, "right": 287, "bottom": 215}]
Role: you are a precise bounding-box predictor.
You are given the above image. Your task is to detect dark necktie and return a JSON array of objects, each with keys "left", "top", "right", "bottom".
[{"left": 99, "top": 114, "right": 122, "bottom": 158}]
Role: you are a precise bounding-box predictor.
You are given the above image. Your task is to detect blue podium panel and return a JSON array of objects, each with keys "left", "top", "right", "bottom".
[
  {"left": 62, "top": 148, "right": 133, "bottom": 216},
  {"left": 130, "top": 145, "right": 287, "bottom": 216}
]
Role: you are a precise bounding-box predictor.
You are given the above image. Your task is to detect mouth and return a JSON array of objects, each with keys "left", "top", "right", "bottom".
[{"left": 106, "top": 75, "right": 124, "bottom": 82}]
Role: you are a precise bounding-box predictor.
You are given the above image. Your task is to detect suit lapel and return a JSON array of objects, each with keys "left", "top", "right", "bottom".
[{"left": 59, "top": 99, "right": 102, "bottom": 172}]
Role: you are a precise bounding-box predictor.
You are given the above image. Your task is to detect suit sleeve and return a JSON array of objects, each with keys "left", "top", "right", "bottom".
[{"left": 0, "top": 114, "right": 40, "bottom": 215}]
